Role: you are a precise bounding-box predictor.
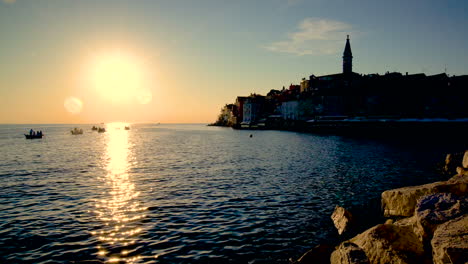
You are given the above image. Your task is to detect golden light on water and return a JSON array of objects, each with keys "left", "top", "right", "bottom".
[{"left": 93, "top": 122, "right": 147, "bottom": 263}]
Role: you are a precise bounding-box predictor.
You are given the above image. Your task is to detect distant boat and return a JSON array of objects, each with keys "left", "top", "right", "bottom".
[
  {"left": 91, "top": 126, "right": 98, "bottom": 131},
  {"left": 71, "top": 128, "right": 83, "bottom": 135},
  {"left": 124, "top": 126, "right": 130, "bottom": 130},
  {"left": 25, "top": 134, "right": 43, "bottom": 139},
  {"left": 98, "top": 127, "right": 106, "bottom": 133}
]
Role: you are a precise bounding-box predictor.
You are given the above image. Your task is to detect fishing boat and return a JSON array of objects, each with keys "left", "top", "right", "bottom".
[
  {"left": 91, "top": 126, "right": 98, "bottom": 131},
  {"left": 98, "top": 127, "right": 106, "bottom": 133},
  {"left": 25, "top": 134, "right": 43, "bottom": 139},
  {"left": 25, "top": 129, "right": 43, "bottom": 139},
  {"left": 124, "top": 126, "right": 130, "bottom": 130},
  {"left": 71, "top": 128, "right": 83, "bottom": 135}
]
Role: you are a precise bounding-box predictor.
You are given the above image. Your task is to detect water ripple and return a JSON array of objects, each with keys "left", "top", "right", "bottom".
[{"left": 0, "top": 124, "right": 454, "bottom": 263}]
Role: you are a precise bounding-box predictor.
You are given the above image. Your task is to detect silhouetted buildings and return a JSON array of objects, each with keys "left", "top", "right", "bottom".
[{"left": 214, "top": 36, "right": 468, "bottom": 130}]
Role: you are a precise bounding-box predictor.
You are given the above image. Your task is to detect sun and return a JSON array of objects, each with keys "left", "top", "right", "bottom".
[{"left": 92, "top": 53, "right": 144, "bottom": 104}]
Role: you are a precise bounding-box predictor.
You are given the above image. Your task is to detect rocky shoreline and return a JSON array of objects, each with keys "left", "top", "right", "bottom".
[{"left": 294, "top": 151, "right": 468, "bottom": 264}]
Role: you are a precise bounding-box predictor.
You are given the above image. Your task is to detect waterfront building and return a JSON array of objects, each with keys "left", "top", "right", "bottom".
[
  {"left": 279, "top": 100, "right": 299, "bottom": 120},
  {"left": 235, "top": 96, "right": 248, "bottom": 127},
  {"left": 241, "top": 95, "right": 266, "bottom": 127},
  {"left": 216, "top": 35, "right": 468, "bottom": 128},
  {"left": 300, "top": 78, "right": 310, "bottom": 93}
]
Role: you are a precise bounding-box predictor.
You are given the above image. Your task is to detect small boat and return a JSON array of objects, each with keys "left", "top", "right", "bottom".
[
  {"left": 25, "top": 129, "right": 43, "bottom": 139},
  {"left": 124, "top": 126, "right": 130, "bottom": 130},
  {"left": 25, "top": 134, "right": 43, "bottom": 139},
  {"left": 91, "top": 126, "right": 98, "bottom": 131},
  {"left": 71, "top": 128, "right": 83, "bottom": 135},
  {"left": 98, "top": 127, "right": 106, "bottom": 133}
]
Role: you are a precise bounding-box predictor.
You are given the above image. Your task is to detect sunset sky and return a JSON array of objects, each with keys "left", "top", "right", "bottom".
[{"left": 1, "top": 0, "right": 467, "bottom": 124}]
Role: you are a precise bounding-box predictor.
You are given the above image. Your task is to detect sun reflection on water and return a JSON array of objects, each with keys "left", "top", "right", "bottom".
[{"left": 92, "top": 122, "right": 147, "bottom": 263}]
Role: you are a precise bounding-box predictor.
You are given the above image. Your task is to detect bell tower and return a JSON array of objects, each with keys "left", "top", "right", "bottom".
[{"left": 343, "top": 35, "right": 353, "bottom": 74}]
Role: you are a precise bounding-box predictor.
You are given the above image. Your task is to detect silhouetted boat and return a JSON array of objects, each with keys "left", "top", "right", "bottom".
[
  {"left": 25, "top": 134, "right": 43, "bottom": 139},
  {"left": 98, "top": 127, "right": 106, "bottom": 133},
  {"left": 124, "top": 126, "right": 130, "bottom": 130},
  {"left": 91, "top": 126, "right": 98, "bottom": 131},
  {"left": 71, "top": 128, "right": 83, "bottom": 135}
]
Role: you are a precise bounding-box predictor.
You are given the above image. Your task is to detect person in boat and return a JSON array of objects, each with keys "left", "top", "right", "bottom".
[{"left": 29, "top": 129, "right": 34, "bottom": 135}]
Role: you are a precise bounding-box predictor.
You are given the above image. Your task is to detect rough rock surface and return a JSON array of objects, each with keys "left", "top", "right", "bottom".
[
  {"left": 295, "top": 244, "right": 334, "bottom": 264},
  {"left": 330, "top": 242, "right": 369, "bottom": 264},
  {"left": 394, "top": 216, "right": 420, "bottom": 237},
  {"left": 349, "top": 223, "right": 425, "bottom": 264},
  {"left": 447, "top": 171, "right": 468, "bottom": 183},
  {"left": 456, "top": 166, "right": 466, "bottom": 176},
  {"left": 331, "top": 206, "right": 354, "bottom": 235},
  {"left": 462, "top": 150, "right": 468, "bottom": 169},
  {"left": 415, "top": 193, "right": 467, "bottom": 243},
  {"left": 382, "top": 181, "right": 468, "bottom": 217},
  {"left": 431, "top": 215, "right": 468, "bottom": 264}
]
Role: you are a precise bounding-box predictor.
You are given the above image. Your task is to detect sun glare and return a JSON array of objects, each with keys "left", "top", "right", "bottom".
[
  {"left": 64, "top": 96, "right": 83, "bottom": 114},
  {"left": 91, "top": 53, "right": 151, "bottom": 104}
]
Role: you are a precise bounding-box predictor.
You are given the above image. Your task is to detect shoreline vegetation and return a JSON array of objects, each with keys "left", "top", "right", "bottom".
[{"left": 292, "top": 151, "right": 468, "bottom": 264}]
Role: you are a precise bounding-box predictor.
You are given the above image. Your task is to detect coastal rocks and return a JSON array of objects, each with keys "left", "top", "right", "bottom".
[
  {"left": 330, "top": 242, "right": 369, "bottom": 264},
  {"left": 300, "top": 152, "right": 468, "bottom": 264},
  {"left": 431, "top": 215, "right": 468, "bottom": 264},
  {"left": 415, "top": 193, "right": 467, "bottom": 243},
  {"left": 331, "top": 206, "right": 354, "bottom": 235},
  {"left": 348, "top": 223, "right": 425, "bottom": 264},
  {"left": 447, "top": 171, "right": 468, "bottom": 183},
  {"left": 462, "top": 150, "right": 468, "bottom": 169},
  {"left": 382, "top": 181, "right": 444, "bottom": 217},
  {"left": 381, "top": 179, "right": 468, "bottom": 217},
  {"left": 443, "top": 152, "right": 463, "bottom": 175}
]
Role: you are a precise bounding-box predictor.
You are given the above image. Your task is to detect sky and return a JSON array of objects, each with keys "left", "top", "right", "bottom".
[{"left": 1, "top": 0, "right": 467, "bottom": 124}]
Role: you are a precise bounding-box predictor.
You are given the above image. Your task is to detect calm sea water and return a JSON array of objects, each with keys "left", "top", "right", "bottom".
[{"left": 0, "top": 123, "right": 457, "bottom": 263}]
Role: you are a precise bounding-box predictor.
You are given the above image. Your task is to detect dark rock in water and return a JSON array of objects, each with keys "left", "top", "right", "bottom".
[
  {"left": 331, "top": 206, "right": 354, "bottom": 235},
  {"left": 415, "top": 193, "right": 467, "bottom": 243},
  {"left": 295, "top": 244, "right": 334, "bottom": 264},
  {"left": 330, "top": 242, "right": 369, "bottom": 264},
  {"left": 431, "top": 215, "right": 468, "bottom": 264}
]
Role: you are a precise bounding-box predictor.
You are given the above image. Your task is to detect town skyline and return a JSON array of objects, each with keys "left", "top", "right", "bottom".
[{"left": 1, "top": 0, "right": 467, "bottom": 124}]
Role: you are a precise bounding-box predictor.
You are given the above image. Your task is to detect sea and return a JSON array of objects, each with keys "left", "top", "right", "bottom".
[{"left": 0, "top": 123, "right": 460, "bottom": 263}]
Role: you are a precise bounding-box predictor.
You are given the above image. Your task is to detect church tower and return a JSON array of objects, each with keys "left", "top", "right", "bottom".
[{"left": 343, "top": 35, "right": 353, "bottom": 74}]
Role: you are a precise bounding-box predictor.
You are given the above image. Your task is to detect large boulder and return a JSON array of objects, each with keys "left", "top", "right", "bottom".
[
  {"left": 431, "top": 215, "right": 468, "bottom": 264},
  {"left": 382, "top": 181, "right": 468, "bottom": 217},
  {"left": 349, "top": 223, "right": 425, "bottom": 264},
  {"left": 415, "top": 193, "right": 467, "bottom": 243},
  {"left": 331, "top": 206, "right": 354, "bottom": 235},
  {"left": 330, "top": 242, "right": 369, "bottom": 264}
]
